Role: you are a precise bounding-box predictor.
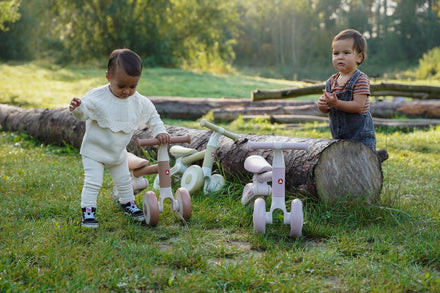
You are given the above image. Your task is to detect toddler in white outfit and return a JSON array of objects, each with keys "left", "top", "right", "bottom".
[{"left": 69, "top": 48, "right": 170, "bottom": 228}]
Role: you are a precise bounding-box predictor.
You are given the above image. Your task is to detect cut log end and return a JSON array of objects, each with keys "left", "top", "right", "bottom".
[{"left": 313, "top": 140, "right": 382, "bottom": 204}]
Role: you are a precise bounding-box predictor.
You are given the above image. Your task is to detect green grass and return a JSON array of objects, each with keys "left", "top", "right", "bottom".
[
  {"left": 1, "top": 62, "right": 440, "bottom": 291},
  {"left": 0, "top": 62, "right": 306, "bottom": 109}
]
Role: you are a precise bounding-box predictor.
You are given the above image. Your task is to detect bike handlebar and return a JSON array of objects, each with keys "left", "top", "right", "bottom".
[
  {"left": 247, "top": 141, "right": 308, "bottom": 151},
  {"left": 200, "top": 119, "right": 239, "bottom": 141},
  {"left": 136, "top": 135, "right": 191, "bottom": 147}
]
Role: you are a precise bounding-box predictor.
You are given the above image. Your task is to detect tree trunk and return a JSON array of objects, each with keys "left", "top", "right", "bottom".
[
  {"left": 252, "top": 83, "right": 440, "bottom": 101},
  {"left": 0, "top": 103, "right": 85, "bottom": 147},
  {"left": 241, "top": 114, "right": 440, "bottom": 128},
  {"left": 149, "top": 96, "right": 314, "bottom": 120},
  {"left": 212, "top": 100, "right": 440, "bottom": 122},
  {"left": 0, "top": 103, "right": 383, "bottom": 205}
]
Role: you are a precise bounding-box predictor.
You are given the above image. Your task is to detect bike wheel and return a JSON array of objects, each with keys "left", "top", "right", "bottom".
[
  {"left": 241, "top": 183, "right": 255, "bottom": 206},
  {"left": 175, "top": 188, "right": 192, "bottom": 220},
  {"left": 207, "top": 174, "right": 225, "bottom": 192},
  {"left": 181, "top": 165, "right": 204, "bottom": 193},
  {"left": 253, "top": 198, "right": 266, "bottom": 235},
  {"left": 143, "top": 191, "right": 159, "bottom": 227},
  {"left": 289, "top": 199, "right": 303, "bottom": 238}
]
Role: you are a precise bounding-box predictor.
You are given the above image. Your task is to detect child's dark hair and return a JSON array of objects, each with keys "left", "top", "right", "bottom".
[
  {"left": 107, "top": 49, "right": 143, "bottom": 76},
  {"left": 333, "top": 29, "right": 367, "bottom": 65}
]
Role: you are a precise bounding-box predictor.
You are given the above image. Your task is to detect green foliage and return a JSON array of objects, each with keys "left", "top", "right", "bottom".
[
  {"left": 0, "top": 0, "right": 21, "bottom": 31},
  {"left": 416, "top": 47, "right": 440, "bottom": 79},
  {"left": 45, "top": 0, "right": 240, "bottom": 71},
  {"left": 2, "top": 0, "right": 440, "bottom": 79},
  {"left": 166, "top": 0, "right": 240, "bottom": 73}
]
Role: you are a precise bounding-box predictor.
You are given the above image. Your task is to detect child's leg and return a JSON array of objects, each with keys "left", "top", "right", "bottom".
[
  {"left": 109, "top": 158, "right": 135, "bottom": 205},
  {"left": 109, "top": 159, "right": 145, "bottom": 221},
  {"left": 81, "top": 156, "right": 105, "bottom": 208}
]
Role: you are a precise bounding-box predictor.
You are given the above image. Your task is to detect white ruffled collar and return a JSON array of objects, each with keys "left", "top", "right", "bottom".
[{"left": 83, "top": 85, "right": 147, "bottom": 133}]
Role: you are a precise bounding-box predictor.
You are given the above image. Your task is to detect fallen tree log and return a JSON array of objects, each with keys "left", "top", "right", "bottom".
[
  {"left": 149, "top": 96, "right": 313, "bottom": 120},
  {"left": 241, "top": 114, "right": 440, "bottom": 128},
  {"left": 252, "top": 83, "right": 440, "bottom": 101},
  {"left": 212, "top": 100, "right": 440, "bottom": 122},
  {"left": 212, "top": 103, "right": 323, "bottom": 122},
  {"left": 0, "top": 103, "right": 383, "bottom": 204}
]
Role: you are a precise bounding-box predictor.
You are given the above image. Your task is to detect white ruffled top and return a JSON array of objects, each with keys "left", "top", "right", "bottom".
[{"left": 72, "top": 84, "right": 167, "bottom": 164}]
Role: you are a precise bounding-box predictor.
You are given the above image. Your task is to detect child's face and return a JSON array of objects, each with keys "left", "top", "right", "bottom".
[
  {"left": 332, "top": 38, "right": 363, "bottom": 75},
  {"left": 106, "top": 66, "right": 140, "bottom": 99}
]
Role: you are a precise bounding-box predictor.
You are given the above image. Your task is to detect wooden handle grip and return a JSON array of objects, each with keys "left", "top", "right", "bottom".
[{"left": 136, "top": 134, "right": 191, "bottom": 147}]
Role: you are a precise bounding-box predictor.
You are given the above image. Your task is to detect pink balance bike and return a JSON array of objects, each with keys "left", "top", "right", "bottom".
[
  {"left": 129, "top": 135, "right": 192, "bottom": 226},
  {"left": 154, "top": 119, "right": 238, "bottom": 194},
  {"left": 243, "top": 141, "right": 308, "bottom": 237}
]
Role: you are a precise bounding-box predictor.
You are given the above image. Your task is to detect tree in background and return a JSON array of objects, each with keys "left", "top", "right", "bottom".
[
  {"left": 0, "top": 0, "right": 239, "bottom": 71},
  {"left": 162, "top": 0, "right": 239, "bottom": 72},
  {"left": 0, "top": 0, "right": 439, "bottom": 80},
  {"left": 0, "top": 0, "right": 21, "bottom": 31}
]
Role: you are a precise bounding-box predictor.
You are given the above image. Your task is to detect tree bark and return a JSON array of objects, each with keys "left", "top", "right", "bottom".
[
  {"left": 212, "top": 100, "right": 440, "bottom": 122},
  {"left": 149, "top": 96, "right": 314, "bottom": 120},
  {"left": 0, "top": 103, "right": 383, "bottom": 205},
  {"left": 240, "top": 114, "right": 440, "bottom": 128},
  {"left": 252, "top": 83, "right": 440, "bottom": 101},
  {"left": 0, "top": 103, "right": 85, "bottom": 147}
]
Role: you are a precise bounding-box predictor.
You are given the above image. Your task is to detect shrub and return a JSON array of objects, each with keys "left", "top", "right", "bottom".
[{"left": 416, "top": 47, "right": 440, "bottom": 79}]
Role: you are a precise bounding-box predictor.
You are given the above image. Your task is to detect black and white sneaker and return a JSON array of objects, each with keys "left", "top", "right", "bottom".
[
  {"left": 121, "top": 201, "right": 145, "bottom": 222},
  {"left": 81, "top": 207, "right": 99, "bottom": 228}
]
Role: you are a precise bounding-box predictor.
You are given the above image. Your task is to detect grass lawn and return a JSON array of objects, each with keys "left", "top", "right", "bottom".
[
  {"left": 0, "top": 62, "right": 306, "bottom": 109},
  {"left": 1, "top": 62, "right": 440, "bottom": 292}
]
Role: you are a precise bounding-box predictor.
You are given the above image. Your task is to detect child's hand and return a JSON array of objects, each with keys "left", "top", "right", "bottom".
[
  {"left": 323, "top": 91, "right": 338, "bottom": 107},
  {"left": 69, "top": 97, "right": 81, "bottom": 111},
  {"left": 155, "top": 133, "right": 171, "bottom": 145},
  {"left": 317, "top": 92, "right": 330, "bottom": 112}
]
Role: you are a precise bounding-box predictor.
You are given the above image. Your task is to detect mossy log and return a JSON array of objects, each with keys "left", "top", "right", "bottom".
[{"left": 0, "top": 103, "right": 383, "bottom": 204}]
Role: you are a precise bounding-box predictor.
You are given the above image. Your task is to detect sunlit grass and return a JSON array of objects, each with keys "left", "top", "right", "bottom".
[{"left": 0, "top": 62, "right": 307, "bottom": 109}]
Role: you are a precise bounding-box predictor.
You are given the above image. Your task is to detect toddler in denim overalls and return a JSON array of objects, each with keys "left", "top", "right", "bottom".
[
  {"left": 325, "top": 69, "right": 376, "bottom": 150},
  {"left": 317, "top": 29, "right": 384, "bottom": 154},
  {"left": 318, "top": 29, "right": 387, "bottom": 162}
]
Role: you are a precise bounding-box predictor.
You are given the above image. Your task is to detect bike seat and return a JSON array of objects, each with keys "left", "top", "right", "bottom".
[
  {"left": 127, "top": 152, "right": 149, "bottom": 170},
  {"left": 244, "top": 155, "right": 272, "bottom": 173},
  {"left": 170, "top": 145, "right": 198, "bottom": 158}
]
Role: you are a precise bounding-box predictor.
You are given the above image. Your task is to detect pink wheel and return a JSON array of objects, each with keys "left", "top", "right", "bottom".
[
  {"left": 175, "top": 187, "right": 192, "bottom": 220},
  {"left": 253, "top": 198, "right": 266, "bottom": 235},
  {"left": 290, "top": 199, "right": 303, "bottom": 237},
  {"left": 143, "top": 191, "right": 159, "bottom": 227}
]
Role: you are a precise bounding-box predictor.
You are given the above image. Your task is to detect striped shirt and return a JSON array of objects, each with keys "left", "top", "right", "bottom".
[{"left": 329, "top": 72, "right": 371, "bottom": 114}]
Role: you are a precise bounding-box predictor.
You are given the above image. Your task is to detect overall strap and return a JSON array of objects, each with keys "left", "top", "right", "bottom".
[
  {"left": 325, "top": 78, "right": 331, "bottom": 92},
  {"left": 345, "top": 70, "right": 362, "bottom": 91}
]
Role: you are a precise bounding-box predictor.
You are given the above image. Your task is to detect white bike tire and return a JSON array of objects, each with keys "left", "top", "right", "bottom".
[
  {"left": 181, "top": 165, "right": 204, "bottom": 193},
  {"left": 253, "top": 198, "right": 266, "bottom": 235},
  {"left": 289, "top": 199, "right": 303, "bottom": 238}
]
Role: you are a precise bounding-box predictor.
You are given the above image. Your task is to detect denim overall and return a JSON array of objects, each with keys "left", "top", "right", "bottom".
[{"left": 325, "top": 70, "right": 376, "bottom": 151}]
